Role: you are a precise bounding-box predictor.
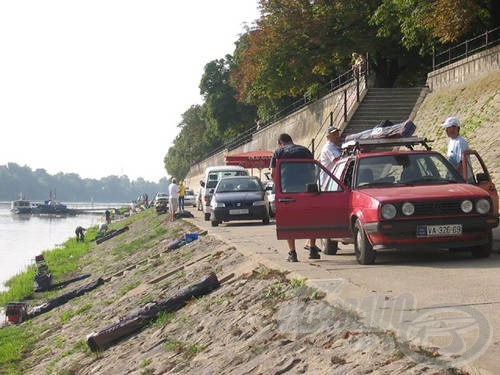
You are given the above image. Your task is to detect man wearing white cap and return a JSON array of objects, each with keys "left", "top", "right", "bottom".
[
  {"left": 320, "top": 126, "right": 342, "bottom": 171},
  {"left": 442, "top": 116, "right": 468, "bottom": 171}
]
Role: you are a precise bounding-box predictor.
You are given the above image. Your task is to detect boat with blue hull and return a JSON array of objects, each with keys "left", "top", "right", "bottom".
[{"left": 32, "top": 200, "right": 77, "bottom": 216}]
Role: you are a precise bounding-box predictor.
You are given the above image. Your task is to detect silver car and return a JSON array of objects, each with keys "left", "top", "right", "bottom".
[{"left": 184, "top": 189, "right": 196, "bottom": 207}]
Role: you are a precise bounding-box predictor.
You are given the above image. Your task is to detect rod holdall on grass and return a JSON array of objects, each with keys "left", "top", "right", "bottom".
[
  {"left": 86, "top": 272, "right": 220, "bottom": 352},
  {"left": 29, "top": 278, "right": 105, "bottom": 319},
  {"left": 96, "top": 226, "right": 130, "bottom": 244}
]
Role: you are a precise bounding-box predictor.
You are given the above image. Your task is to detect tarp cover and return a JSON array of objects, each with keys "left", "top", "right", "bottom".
[{"left": 225, "top": 150, "right": 273, "bottom": 169}]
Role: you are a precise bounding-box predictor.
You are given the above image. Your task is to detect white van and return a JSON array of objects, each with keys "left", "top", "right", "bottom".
[{"left": 200, "top": 165, "right": 248, "bottom": 220}]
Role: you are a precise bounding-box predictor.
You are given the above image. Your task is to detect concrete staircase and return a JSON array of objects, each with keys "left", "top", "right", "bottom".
[{"left": 342, "top": 87, "right": 425, "bottom": 140}]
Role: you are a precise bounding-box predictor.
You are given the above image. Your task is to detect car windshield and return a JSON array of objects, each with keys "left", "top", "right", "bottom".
[
  {"left": 186, "top": 190, "right": 194, "bottom": 195},
  {"left": 216, "top": 178, "right": 262, "bottom": 192},
  {"left": 356, "top": 153, "right": 463, "bottom": 188},
  {"left": 207, "top": 170, "right": 248, "bottom": 189}
]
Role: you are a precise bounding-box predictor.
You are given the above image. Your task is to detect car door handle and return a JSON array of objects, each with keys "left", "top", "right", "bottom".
[{"left": 278, "top": 198, "right": 295, "bottom": 203}]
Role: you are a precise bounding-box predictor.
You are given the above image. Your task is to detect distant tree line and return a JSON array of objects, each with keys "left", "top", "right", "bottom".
[
  {"left": 164, "top": 0, "right": 499, "bottom": 181},
  {"left": 0, "top": 163, "right": 168, "bottom": 203}
]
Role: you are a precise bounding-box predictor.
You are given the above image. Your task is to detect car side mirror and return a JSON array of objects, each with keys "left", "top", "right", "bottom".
[
  {"left": 209, "top": 188, "right": 215, "bottom": 194},
  {"left": 200, "top": 180, "right": 205, "bottom": 187},
  {"left": 476, "top": 172, "right": 489, "bottom": 183},
  {"left": 306, "top": 183, "right": 319, "bottom": 194}
]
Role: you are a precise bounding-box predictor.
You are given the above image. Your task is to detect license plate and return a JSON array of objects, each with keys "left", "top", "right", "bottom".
[
  {"left": 417, "top": 224, "right": 462, "bottom": 237},
  {"left": 229, "top": 209, "right": 249, "bottom": 215}
]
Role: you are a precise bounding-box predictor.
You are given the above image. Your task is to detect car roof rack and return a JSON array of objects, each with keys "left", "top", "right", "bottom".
[{"left": 341, "top": 137, "right": 433, "bottom": 154}]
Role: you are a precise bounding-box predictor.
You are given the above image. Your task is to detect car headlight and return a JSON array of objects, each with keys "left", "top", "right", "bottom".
[
  {"left": 381, "top": 204, "right": 397, "bottom": 219},
  {"left": 476, "top": 198, "right": 491, "bottom": 214},
  {"left": 460, "top": 200, "right": 473, "bottom": 213},
  {"left": 253, "top": 200, "right": 266, "bottom": 206},
  {"left": 213, "top": 201, "right": 225, "bottom": 208},
  {"left": 401, "top": 202, "right": 415, "bottom": 216}
]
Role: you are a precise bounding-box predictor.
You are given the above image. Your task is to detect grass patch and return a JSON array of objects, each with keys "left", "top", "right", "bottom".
[
  {"left": 59, "top": 302, "right": 92, "bottom": 323},
  {"left": 0, "top": 322, "right": 39, "bottom": 375}
]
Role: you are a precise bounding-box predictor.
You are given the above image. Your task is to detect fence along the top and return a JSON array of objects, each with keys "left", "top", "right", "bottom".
[
  {"left": 433, "top": 26, "right": 500, "bottom": 70},
  {"left": 197, "top": 64, "right": 368, "bottom": 163}
]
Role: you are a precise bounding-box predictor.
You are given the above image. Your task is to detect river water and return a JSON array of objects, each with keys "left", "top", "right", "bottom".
[{"left": 0, "top": 201, "right": 124, "bottom": 291}]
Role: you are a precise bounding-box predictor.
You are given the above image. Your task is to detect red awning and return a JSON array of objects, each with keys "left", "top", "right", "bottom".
[{"left": 224, "top": 150, "right": 273, "bottom": 169}]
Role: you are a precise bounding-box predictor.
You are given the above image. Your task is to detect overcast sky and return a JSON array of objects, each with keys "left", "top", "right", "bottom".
[{"left": 0, "top": 1, "right": 260, "bottom": 182}]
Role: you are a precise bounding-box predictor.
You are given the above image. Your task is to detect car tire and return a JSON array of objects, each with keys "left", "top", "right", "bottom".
[
  {"left": 320, "top": 238, "right": 338, "bottom": 255},
  {"left": 204, "top": 212, "right": 210, "bottom": 221},
  {"left": 354, "top": 220, "right": 376, "bottom": 265},
  {"left": 211, "top": 220, "right": 219, "bottom": 227},
  {"left": 470, "top": 230, "right": 492, "bottom": 259}
]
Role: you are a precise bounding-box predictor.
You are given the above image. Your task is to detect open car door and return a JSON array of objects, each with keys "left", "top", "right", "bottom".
[
  {"left": 274, "top": 159, "right": 351, "bottom": 240},
  {"left": 462, "top": 150, "right": 499, "bottom": 215}
]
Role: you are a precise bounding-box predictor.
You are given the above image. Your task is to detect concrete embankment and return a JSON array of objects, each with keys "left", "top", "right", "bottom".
[{"left": 0, "top": 209, "right": 468, "bottom": 374}]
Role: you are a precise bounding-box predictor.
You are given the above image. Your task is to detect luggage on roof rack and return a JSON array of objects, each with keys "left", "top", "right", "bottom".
[{"left": 342, "top": 137, "right": 432, "bottom": 153}]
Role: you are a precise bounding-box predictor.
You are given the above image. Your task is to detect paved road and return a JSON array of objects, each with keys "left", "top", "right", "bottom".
[{"left": 185, "top": 208, "right": 500, "bottom": 374}]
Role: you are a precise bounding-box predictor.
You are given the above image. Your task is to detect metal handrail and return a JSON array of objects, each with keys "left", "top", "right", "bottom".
[
  {"left": 196, "top": 66, "right": 365, "bottom": 164},
  {"left": 433, "top": 26, "right": 500, "bottom": 70}
]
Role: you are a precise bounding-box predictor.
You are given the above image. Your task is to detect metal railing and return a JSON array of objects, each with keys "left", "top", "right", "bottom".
[
  {"left": 196, "top": 65, "right": 366, "bottom": 164},
  {"left": 433, "top": 26, "right": 499, "bottom": 70}
]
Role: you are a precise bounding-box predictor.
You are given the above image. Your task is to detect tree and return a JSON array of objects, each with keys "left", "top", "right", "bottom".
[
  {"left": 200, "top": 58, "right": 257, "bottom": 141},
  {"left": 371, "top": 0, "right": 499, "bottom": 54}
]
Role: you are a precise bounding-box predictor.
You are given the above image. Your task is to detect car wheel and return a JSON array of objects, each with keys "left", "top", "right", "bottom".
[
  {"left": 320, "top": 238, "right": 338, "bottom": 255},
  {"left": 471, "top": 230, "right": 492, "bottom": 258},
  {"left": 204, "top": 212, "right": 210, "bottom": 221},
  {"left": 354, "top": 220, "right": 376, "bottom": 265},
  {"left": 211, "top": 220, "right": 219, "bottom": 227}
]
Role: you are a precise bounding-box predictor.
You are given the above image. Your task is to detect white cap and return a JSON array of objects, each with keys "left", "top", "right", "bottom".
[{"left": 442, "top": 116, "right": 460, "bottom": 128}]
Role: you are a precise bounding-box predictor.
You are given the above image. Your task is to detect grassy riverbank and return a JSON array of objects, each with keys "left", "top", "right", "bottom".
[{"left": 0, "top": 209, "right": 465, "bottom": 374}]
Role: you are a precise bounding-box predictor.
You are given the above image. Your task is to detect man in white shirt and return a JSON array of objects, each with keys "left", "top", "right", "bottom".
[
  {"left": 320, "top": 126, "right": 342, "bottom": 171},
  {"left": 443, "top": 116, "right": 468, "bottom": 172},
  {"left": 168, "top": 178, "right": 179, "bottom": 222}
]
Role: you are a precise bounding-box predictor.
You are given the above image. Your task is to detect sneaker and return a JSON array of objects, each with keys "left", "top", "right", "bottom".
[
  {"left": 305, "top": 245, "right": 321, "bottom": 252},
  {"left": 309, "top": 248, "right": 320, "bottom": 259},
  {"left": 287, "top": 251, "right": 298, "bottom": 262}
]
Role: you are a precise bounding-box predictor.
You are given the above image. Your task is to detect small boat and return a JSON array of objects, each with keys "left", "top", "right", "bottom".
[
  {"left": 10, "top": 194, "right": 33, "bottom": 214},
  {"left": 31, "top": 190, "right": 76, "bottom": 216},
  {"left": 32, "top": 200, "right": 71, "bottom": 215}
]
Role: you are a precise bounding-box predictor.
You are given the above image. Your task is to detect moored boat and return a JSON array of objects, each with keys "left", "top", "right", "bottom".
[
  {"left": 32, "top": 200, "right": 76, "bottom": 215},
  {"left": 10, "top": 195, "right": 33, "bottom": 214}
]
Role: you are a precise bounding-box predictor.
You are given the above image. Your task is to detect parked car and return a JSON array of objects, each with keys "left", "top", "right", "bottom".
[
  {"left": 274, "top": 137, "right": 499, "bottom": 264},
  {"left": 154, "top": 192, "right": 169, "bottom": 214},
  {"left": 210, "top": 176, "right": 270, "bottom": 227},
  {"left": 200, "top": 165, "right": 249, "bottom": 221},
  {"left": 265, "top": 181, "right": 275, "bottom": 217},
  {"left": 184, "top": 189, "right": 196, "bottom": 207}
]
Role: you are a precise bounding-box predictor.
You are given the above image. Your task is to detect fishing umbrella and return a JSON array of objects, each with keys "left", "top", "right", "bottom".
[{"left": 224, "top": 150, "right": 273, "bottom": 170}]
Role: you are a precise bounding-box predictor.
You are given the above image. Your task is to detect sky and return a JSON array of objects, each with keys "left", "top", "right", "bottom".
[{"left": 0, "top": 1, "right": 260, "bottom": 183}]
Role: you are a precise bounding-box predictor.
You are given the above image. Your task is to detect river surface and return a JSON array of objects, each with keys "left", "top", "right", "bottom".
[{"left": 0, "top": 201, "right": 125, "bottom": 291}]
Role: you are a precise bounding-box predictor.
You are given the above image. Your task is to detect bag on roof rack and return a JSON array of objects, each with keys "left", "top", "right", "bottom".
[{"left": 344, "top": 119, "right": 416, "bottom": 142}]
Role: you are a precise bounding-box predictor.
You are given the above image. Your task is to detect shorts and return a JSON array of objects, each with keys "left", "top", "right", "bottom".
[{"left": 169, "top": 197, "right": 179, "bottom": 212}]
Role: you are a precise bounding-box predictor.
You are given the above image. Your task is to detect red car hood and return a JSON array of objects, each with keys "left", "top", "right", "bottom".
[{"left": 358, "top": 183, "right": 490, "bottom": 202}]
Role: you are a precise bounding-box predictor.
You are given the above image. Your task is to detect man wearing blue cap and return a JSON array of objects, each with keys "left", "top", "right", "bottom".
[{"left": 442, "top": 116, "right": 468, "bottom": 172}]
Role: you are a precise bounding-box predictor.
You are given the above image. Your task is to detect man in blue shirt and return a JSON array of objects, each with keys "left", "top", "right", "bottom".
[{"left": 443, "top": 116, "right": 468, "bottom": 172}]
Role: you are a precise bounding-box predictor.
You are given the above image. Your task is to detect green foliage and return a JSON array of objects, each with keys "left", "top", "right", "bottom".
[{"left": 164, "top": 0, "right": 496, "bottom": 172}]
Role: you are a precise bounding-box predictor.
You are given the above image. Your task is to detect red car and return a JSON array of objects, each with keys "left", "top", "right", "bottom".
[{"left": 274, "top": 137, "right": 499, "bottom": 264}]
